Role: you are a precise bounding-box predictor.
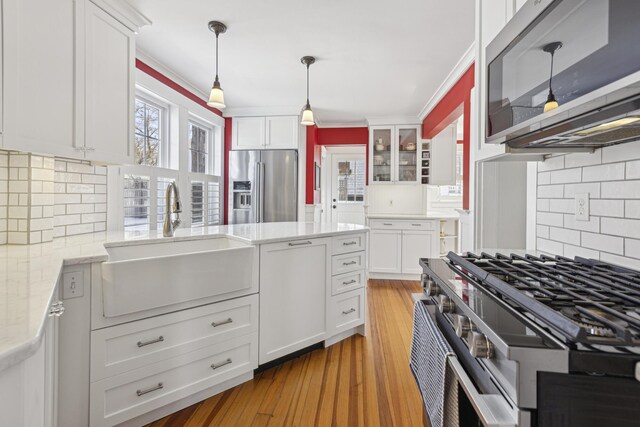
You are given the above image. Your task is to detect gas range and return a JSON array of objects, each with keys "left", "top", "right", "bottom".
[{"left": 418, "top": 251, "right": 640, "bottom": 427}]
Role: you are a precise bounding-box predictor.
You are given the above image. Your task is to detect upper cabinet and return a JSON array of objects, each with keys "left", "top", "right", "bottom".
[
  {"left": 369, "top": 125, "right": 420, "bottom": 184},
  {"left": 232, "top": 115, "right": 298, "bottom": 150},
  {"left": 82, "top": 1, "right": 135, "bottom": 163},
  {"left": 1, "top": 0, "right": 147, "bottom": 163}
]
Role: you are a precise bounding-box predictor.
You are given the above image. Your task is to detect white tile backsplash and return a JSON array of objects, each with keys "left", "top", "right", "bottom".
[
  {"left": 0, "top": 150, "right": 108, "bottom": 244},
  {"left": 536, "top": 143, "right": 640, "bottom": 268}
]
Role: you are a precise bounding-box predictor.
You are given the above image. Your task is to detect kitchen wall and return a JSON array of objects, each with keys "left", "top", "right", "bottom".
[
  {"left": 536, "top": 140, "right": 640, "bottom": 269},
  {"left": 0, "top": 149, "right": 107, "bottom": 245}
]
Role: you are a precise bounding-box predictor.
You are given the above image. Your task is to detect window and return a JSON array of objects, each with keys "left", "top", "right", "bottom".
[
  {"left": 123, "top": 175, "right": 150, "bottom": 231},
  {"left": 134, "top": 97, "right": 166, "bottom": 167},
  {"left": 439, "top": 144, "right": 464, "bottom": 197},
  {"left": 191, "top": 181, "right": 204, "bottom": 226},
  {"left": 189, "top": 120, "right": 211, "bottom": 174},
  {"left": 337, "top": 160, "right": 366, "bottom": 202},
  {"left": 208, "top": 181, "right": 220, "bottom": 225}
]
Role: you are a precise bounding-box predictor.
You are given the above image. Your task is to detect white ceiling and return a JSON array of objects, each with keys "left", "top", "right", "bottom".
[{"left": 127, "top": 0, "right": 475, "bottom": 125}]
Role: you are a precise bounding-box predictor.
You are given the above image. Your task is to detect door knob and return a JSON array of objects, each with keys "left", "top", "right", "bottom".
[
  {"left": 333, "top": 205, "right": 336, "bottom": 209},
  {"left": 333, "top": 198, "right": 336, "bottom": 202}
]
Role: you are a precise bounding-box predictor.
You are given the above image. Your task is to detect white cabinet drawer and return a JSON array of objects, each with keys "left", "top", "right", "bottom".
[
  {"left": 332, "top": 251, "right": 366, "bottom": 275},
  {"left": 91, "top": 294, "right": 258, "bottom": 381},
  {"left": 329, "top": 289, "right": 365, "bottom": 334},
  {"left": 90, "top": 333, "right": 257, "bottom": 427},
  {"left": 331, "top": 270, "right": 365, "bottom": 296},
  {"left": 332, "top": 233, "right": 366, "bottom": 255},
  {"left": 369, "top": 219, "right": 435, "bottom": 231},
  {"left": 369, "top": 219, "right": 403, "bottom": 230}
]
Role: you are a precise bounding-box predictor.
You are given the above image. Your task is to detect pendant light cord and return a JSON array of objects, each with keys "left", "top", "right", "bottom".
[
  {"left": 548, "top": 51, "right": 555, "bottom": 95},
  {"left": 215, "top": 33, "right": 219, "bottom": 82},
  {"left": 306, "top": 63, "right": 310, "bottom": 105}
]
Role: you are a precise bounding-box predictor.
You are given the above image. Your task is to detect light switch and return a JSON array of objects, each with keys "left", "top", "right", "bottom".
[
  {"left": 575, "top": 193, "right": 590, "bottom": 221},
  {"left": 63, "top": 271, "right": 84, "bottom": 299}
]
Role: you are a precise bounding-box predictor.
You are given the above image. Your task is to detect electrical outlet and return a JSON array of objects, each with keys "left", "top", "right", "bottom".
[
  {"left": 575, "top": 193, "right": 590, "bottom": 221},
  {"left": 62, "top": 271, "right": 84, "bottom": 299}
]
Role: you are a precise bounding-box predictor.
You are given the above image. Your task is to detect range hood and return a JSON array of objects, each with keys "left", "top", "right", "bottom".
[{"left": 485, "top": 0, "right": 640, "bottom": 154}]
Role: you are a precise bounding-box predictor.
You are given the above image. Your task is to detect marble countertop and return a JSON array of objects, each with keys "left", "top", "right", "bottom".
[{"left": 0, "top": 222, "right": 368, "bottom": 373}]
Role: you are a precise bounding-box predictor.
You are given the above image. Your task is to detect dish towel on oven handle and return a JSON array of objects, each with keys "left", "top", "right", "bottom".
[{"left": 410, "top": 300, "right": 457, "bottom": 427}]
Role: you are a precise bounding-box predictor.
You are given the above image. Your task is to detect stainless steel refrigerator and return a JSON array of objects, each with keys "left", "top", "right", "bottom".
[{"left": 228, "top": 150, "right": 298, "bottom": 224}]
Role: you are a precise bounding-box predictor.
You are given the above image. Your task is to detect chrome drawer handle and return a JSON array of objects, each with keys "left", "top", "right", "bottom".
[
  {"left": 342, "top": 279, "right": 357, "bottom": 285},
  {"left": 383, "top": 223, "right": 393, "bottom": 226},
  {"left": 412, "top": 224, "right": 422, "bottom": 226},
  {"left": 342, "top": 308, "right": 356, "bottom": 315},
  {"left": 137, "top": 336, "right": 164, "bottom": 348},
  {"left": 136, "top": 382, "right": 163, "bottom": 397},
  {"left": 342, "top": 261, "right": 357, "bottom": 266},
  {"left": 211, "top": 318, "right": 233, "bottom": 327},
  {"left": 342, "top": 241, "right": 357, "bottom": 246},
  {"left": 211, "top": 358, "right": 233, "bottom": 370},
  {"left": 288, "top": 241, "right": 312, "bottom": 246}
]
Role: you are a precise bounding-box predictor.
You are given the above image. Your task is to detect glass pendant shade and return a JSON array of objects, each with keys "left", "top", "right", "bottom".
[
  {"left": 301, "top": 105, "right": 314, "bottom": 126},
  {"left": 208, "top": 83, "right": 225, "bottom": 109},
  {"left": 544, "top": 93, "right": 559, "bottom": 113}
]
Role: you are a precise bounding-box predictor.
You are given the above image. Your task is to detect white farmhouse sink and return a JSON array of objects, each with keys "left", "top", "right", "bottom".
[{"left": 101, "top": 237, "right": 258, "bottom": 318}]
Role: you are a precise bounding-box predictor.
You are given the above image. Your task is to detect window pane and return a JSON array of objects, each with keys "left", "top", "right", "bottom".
[
  {"left": 337, "top": 159, "right": 365, "bottom": 203},
  {"left": 191, "top": 181, "right": 204, "bottom": 226},
  {"left": 189, "top": 122, "right": 209, "bottom": 174},
  {"left": 134, "top": 135, "right": 146, "bottom": 165},
  {"left": 146, "top": 140, "right": 159, "bottom": 167},
  {"left": 135, "top": 97, "right": 163, "bottom": 167},
  {"left": 124, "top": 175, "right": 150, "bottom": 232}
]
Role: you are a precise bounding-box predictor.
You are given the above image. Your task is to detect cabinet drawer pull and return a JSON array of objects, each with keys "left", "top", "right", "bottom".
[
  {"left": 137, "top": 336, "right": 164, "bottom": 348},
  {"left": 342, "top": 279, "right": 357, "bottom": 285},
  {"left": 342, "top": 241, "right": 358, "bottom": 246},
  {"left": 342, "top": 261, "right": 357, "bottom": 266},
  {"left": 136, "top": 382, "right": 163, "bottom": 397},
  {"left": 211, "top": 358, "right": 233, "bottom": 370},
  {"left": 342, "top": 308, "right": 356, "bottom": 315},
  {"left": 211, "top": 318, "right": 233, "bottom": 327},
  {"left": 288, "top": 241, "right": 312, "bottom": 247},
  {"left": 412, "top": 223, "right": 422, "bottom": 226},
  {"left": 383, "top": 223, "right": 393, "bottom": 226}
]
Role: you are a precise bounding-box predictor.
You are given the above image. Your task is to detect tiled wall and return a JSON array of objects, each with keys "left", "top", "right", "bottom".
[
  {"left": 536, "top": 140, "right": 640, "bottom": 269},
  {"left": 0, "top": 150, "right": 107, "bottom": 245}
]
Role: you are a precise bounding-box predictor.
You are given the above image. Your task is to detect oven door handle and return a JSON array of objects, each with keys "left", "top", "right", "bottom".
[{"left": 447, "top": 355, "right": 519, "bottom": 427}]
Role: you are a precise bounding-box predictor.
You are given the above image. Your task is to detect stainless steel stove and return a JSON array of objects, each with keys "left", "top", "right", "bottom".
[{"left": 418, "top": 251, "right": 640, "bottom": 427}]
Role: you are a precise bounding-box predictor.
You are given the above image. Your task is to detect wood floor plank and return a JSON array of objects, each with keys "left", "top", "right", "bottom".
[{"left": 145, "top": 279, "right": 425, "bottom": 427}]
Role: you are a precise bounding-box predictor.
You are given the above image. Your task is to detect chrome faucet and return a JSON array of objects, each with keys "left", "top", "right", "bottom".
[{"left": 163, "top": 181, "right": 182, "bottom": 237}]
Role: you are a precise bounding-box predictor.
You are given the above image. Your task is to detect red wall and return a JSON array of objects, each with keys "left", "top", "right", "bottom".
[
  {"left": 305, "top": 127, "right": 369, "bottom": 204},
  {"left": 422, "top": 64, "right": 475, "bottom": 209}
]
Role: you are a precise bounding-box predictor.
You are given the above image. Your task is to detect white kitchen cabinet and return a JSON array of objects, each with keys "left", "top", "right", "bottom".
[
  {"left": 265, "top": 116, "right": 298, "bottom": 149},
  {"left": 401, "top": 231, "right": 435, "bottom": 275},
  {"left": 232, "top": 116, "right": 298, "bottom": 150},
  {"left": 430, "top": 124, "right": 457, "bottom": 185},
  {"left": 2, "top": 0, "right": 77, "bottom": 157},
  {"left": 370, "top": 125, "right": 420, "bottom": 184},
  {"left": 82, "top": 1, "right": 135, "bottom": 164},
  {"left": 259, "top": 238, "right": 331, "bottom": 363},
  {"left": 0, "top": 298, "right": 60, "bottom": 427},
  {"left": 369, "top": 229, "right": 403, "bottom": 273}
]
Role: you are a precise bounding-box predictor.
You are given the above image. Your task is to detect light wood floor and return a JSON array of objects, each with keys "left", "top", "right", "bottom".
[{"left": 146, "top": 279, "right": 425, "bottom": 427}]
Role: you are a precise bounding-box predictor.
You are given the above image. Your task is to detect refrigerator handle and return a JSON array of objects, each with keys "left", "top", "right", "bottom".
[
  {"left": 260, "top": 162, "right": 266, "bottom": 223},
  {"left": 255, "top": 162, "right": 261, "bottom": 223}
]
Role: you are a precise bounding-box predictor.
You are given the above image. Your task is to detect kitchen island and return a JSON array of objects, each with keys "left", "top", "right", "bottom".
[{"left": 0, "top": 222, "right": 368, "bottom": 427}]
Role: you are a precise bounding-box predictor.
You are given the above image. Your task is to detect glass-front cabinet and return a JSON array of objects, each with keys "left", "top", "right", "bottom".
[{"left": 369, "top": 125, "right": 420, "bottom": 184}]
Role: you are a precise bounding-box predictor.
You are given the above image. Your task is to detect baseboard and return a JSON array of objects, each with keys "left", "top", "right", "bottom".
[
  {"left": 324, "top": 325, "right": 365, "bottom": 347},
  {"left": 116, "top": 371, "right": 254, "bottom": 427},
  {"left": 369, "top": 272, "right": 421, "bottom": 281}
]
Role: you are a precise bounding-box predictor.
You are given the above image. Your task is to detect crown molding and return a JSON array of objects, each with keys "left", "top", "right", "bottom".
[
  {"left": 417, "top": 42, "right": 475, "bottom": 122},
  {"left": 136, "top": 50, "right": 211, "bottom": 101},
  {"left": 315, "top": 121, "right": 368, "bottom": 128},
  {"left": 90, "top": 0, "right": 151, "bottom": 33},
  {"left": 223, "top": 106, "right": 302, "bottom": 117},
  {"left": 365, "top": 116, "right": 420, "bottom": 126}
]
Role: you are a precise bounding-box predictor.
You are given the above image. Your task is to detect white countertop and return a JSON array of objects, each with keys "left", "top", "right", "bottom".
[
  {"left": 0, "top": 222, "right": 368, "bottom": 373},
  {"left": 367, "top": 211, "right": 460, "bottom": 220}
]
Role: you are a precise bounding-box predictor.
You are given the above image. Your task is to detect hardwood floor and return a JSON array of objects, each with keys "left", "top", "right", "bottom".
[{"left": 146, "top": 279, "right": 426, "bottom": 427}]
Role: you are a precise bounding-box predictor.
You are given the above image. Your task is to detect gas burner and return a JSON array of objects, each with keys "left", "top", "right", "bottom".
[{"left": 561, "top": 307, "right": 628, "bottom": 337}]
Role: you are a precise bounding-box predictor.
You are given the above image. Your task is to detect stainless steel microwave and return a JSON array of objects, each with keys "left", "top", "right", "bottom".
[{"left": 486, "top": 0, "right": 640, "bottom": 151}]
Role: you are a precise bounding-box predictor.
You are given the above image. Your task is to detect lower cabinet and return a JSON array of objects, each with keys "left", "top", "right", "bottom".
[
  {"left": 328, "top": 288, "right": 365, "bottom": 335},
  {"left": 259, "top": 238, "right": 331, "bottom": 364},
  {"left": 369, "top": 220, "right": 438, "bottom": 276}
]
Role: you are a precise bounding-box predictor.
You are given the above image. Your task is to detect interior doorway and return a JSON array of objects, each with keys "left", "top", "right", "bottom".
[{"left": 322, "top": 146, "right": 366, "bottom": 225}]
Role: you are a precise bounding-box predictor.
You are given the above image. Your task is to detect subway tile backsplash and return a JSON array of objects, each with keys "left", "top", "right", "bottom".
[
  {"left": 537, "top": 140, "right": 640, "bottom": 269},
  {"left": 0, "top": 150, "right": 107, "bottom": 245}
]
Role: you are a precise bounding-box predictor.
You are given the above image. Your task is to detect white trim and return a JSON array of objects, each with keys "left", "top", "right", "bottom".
[
  {"left": 223, "top": 106, "right": 302, "bottom": 117},
  {"left": 136, "top": 50, "right": 211, "bottom": 104},
  {"left": 89, "top": 0, "right": 151, "bottom": 33},
  {"left": 365, "top": 116, "right": 420, "bottom": 126},
  {"left": 316, "top": 121, "right": 368, "bottom": 128},
  {"left": 526, "top": 162, "right": 538, "bottom": 250},
  {"left": 417, "top": 43, "right": 475, "bottom": 122}
]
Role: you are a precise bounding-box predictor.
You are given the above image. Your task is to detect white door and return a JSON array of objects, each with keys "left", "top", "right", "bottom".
[
  {"left": 329, "top": 153, "right": 366, "bottom": 225},
  {"left": 369, "top": 230, "right": 402, "bottom": 273}
]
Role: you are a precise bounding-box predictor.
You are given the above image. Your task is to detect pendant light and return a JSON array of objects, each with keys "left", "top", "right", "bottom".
[
  {"left": 207, "top": 21, "right": 227, "bottom": 109},
  {"left": 301, "top": 56, "right": 316, "bottom": 126},
  {"left": 543, "top": 41, "right": 562, "bottom": 113}
]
